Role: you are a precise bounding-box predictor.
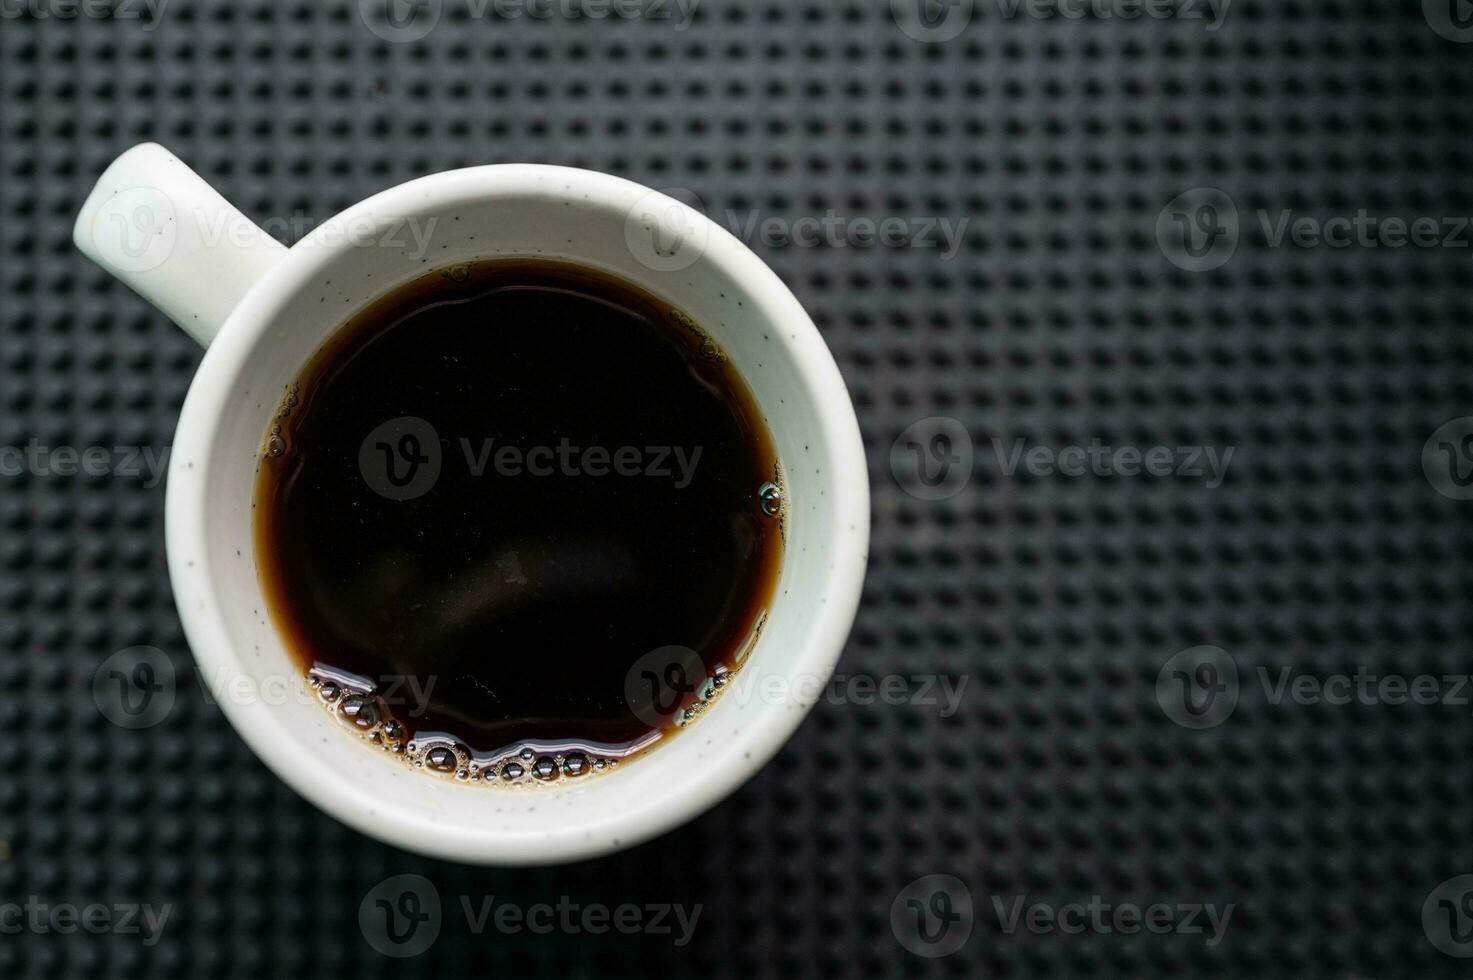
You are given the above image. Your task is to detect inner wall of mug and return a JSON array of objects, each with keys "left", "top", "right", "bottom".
[{"left": 188, "top": 173, "right": 850, "bottom": 849}]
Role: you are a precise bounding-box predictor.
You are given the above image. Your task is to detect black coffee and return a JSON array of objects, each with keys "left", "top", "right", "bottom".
[{"left": 254, "top": 258, "right": 783, "bottom": 784}]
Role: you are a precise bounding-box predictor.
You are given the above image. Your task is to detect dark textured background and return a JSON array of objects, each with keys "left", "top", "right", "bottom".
[{"left": 3, "top": 0, "right": 1473, "bottom": 976}]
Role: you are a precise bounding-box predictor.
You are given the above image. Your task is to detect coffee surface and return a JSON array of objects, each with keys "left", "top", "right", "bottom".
[{"left": 254, "top": 259, "right": 782, "bottom": 780}]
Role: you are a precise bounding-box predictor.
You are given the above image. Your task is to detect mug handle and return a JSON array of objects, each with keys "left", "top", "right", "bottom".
[{"left": 73, "top": 142, "right": 287, "bottom": 347}]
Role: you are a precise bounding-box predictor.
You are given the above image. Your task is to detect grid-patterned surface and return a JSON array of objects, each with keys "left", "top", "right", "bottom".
[{"left": 3, "top": 1, "right": 1473, "bottom": 976}]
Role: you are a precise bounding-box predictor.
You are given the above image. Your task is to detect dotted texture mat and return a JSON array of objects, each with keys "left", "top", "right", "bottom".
[{"left": 3, "top": 1, "right": 1473, "bottom": 977}]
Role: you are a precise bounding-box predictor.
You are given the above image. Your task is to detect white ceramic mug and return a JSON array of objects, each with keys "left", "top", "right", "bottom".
[{"left": 73, "top": 143, "right": 868, "bottom": 865}]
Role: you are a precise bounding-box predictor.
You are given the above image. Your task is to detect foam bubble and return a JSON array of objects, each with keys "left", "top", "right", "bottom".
[{"left": 306, "top": 672, "right": 630, "bottom": 787}]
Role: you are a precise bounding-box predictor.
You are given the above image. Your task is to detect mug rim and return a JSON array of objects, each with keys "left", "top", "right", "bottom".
[{"left": 165, "top": 163, "right": 870, "bottom": 864}]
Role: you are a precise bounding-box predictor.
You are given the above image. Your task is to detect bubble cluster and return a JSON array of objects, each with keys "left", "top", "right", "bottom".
[
  {"left": 675, "top": 663, "right": 732, "bottom": 728},
  {"left": 762, "top": 464, "right": 787, "bottom": 540},
  {"left": 308, "top": 670, "right": 621, "bottom": 786},
  {"left": 265, "top": 383, "right": 301, "bottom": 458},
  {"left": 667, "top": 308, "right": 727, "bottom": 363},
  {"left": 485, "top": 749, "right": 615, "bottom": 786}
]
